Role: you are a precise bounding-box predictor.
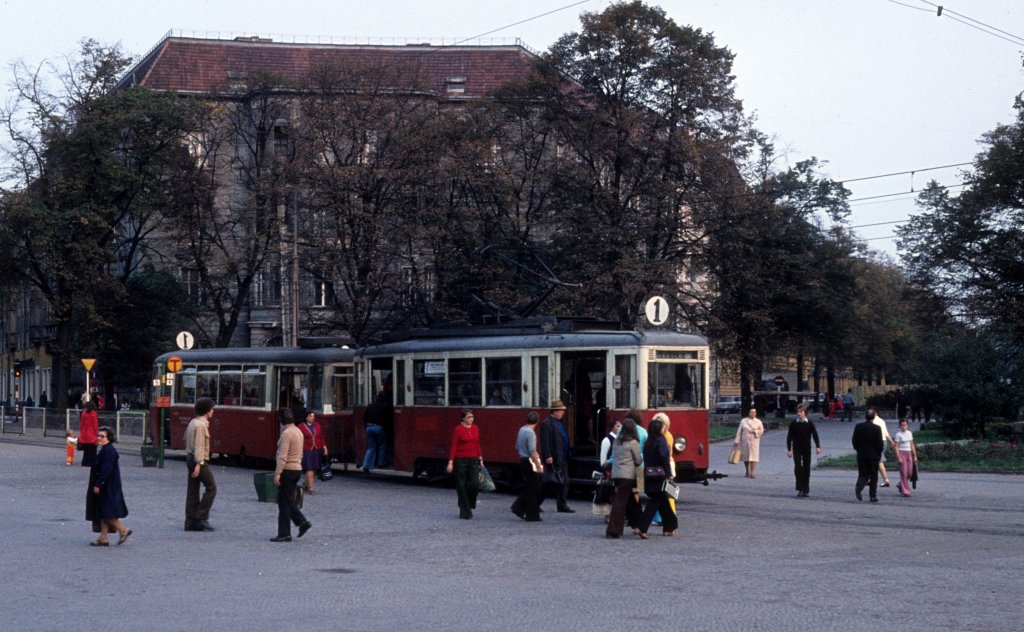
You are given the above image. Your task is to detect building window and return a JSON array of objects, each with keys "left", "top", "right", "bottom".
[
  {"left": 313, "top": 279, "right": 334, "bottom": 308},
  {"left": 445, "top": 76, "right": 466, "bottom": 94},
  {"left": 181, "top": 268, "right": 203, "bottom": 305}
]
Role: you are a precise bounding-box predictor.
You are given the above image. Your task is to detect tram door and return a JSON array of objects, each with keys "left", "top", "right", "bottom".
[
  {"left": 558, "top": 351, "right": 607, "bottom": 455},
  {"left": 366, "top": 358, "right": 394, "bottom": 465},
  {"left": 276, "top": 368, "right": 308, "bottom": 422}
]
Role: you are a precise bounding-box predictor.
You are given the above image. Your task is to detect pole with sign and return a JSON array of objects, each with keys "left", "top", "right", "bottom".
[
  {"left": 81, "top": 358, "right": 96, "bottom": 402},
  {"left": 158, "top": 355, "right": 184, "bottom": 469}
]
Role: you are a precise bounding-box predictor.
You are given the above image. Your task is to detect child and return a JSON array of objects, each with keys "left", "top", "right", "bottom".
[{"left": 66, "top": 430, "right": 77, "bottom": 466}]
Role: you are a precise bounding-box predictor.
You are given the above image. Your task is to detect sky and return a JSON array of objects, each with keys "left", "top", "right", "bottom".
[{"left": 2, "top": 0, "right": 1023, "bottom": 260}]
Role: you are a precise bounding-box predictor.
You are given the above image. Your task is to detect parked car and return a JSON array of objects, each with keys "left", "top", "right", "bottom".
[{"left": 715, "top": 396, "right": 742, "bottom": 414}]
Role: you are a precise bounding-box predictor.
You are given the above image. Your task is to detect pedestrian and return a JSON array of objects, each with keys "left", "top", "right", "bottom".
[
  {"left": 842, "top": 389, "right": 855, "bottom": 422},
  {"left": 894, "top": 418, "right": 918, "bottom": 497},
  {"left": 538, "top": 400, "right": 575, "bottom": 513},
  {"left": 510, "top": 412, "right": 543, "bottom": 522},
  {"left": 65, "top": 430, "right": 77, "bottom": 466},
  {"left": 786, "top": 404, "right": 821, "bottom": 497},
  {"left": 446, "top": 408, "right": 483, "bottom": 519},
  {"left": 872, "top": 412, "right": 898, "bottom": 488},
  {"left": 636, "top": 417, "right": 678, "bottom": 539},
  {"left": 852, "top": 409, "right": 885, "bottom": 502},
  {"left": 605, "top": 418, "right": 642, "bottom": 539},
  {"left": 599, "top": 419, "right": 622, "bottom": 473},
  {"left": 362, "top": 391, "right": 391, "bottom": 473},
  {"left": 184, "top": 397, "right": 217, "bottom": 532},
  {"left": 651, "top": 412, "right": 676, "bottom": 524},
  {"left": 78, "top": 400, "right": 99, "bottom": 467},
  {"left": 298, "top": 410, "right": 328, "bottom": 494},
  {"left": 733, "top": 408, "right": 765, "bottom": 478},
  {"left": 85, "top": 426, "right": 131, "bottom": 546},
  {"left": 271, "top": 408, "right": 312, "bottom": 542},
  {"left": 896, "top": 388, "right": 910, "bottom": 420}
]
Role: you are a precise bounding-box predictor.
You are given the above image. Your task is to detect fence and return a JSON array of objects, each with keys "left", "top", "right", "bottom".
[{"left": 1, "top": 406, "right": 148, "bottom": 445}]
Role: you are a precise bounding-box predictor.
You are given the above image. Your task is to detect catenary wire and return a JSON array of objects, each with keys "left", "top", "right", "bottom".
[{"left": 914, "top": 0, "right": 1024, "bottom": 44}]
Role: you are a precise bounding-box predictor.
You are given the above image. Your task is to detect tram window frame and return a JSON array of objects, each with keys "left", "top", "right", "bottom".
[
  {"left": 308, "top": 363, "right": 324, "bottom": 411},
  {"left": 330, "top": 365, "right": 354, "bottom": 411},
  {"left": 485, "top": 357, "right": 521, "bottom": 406},
  {"left": 195, "top": 365, "right": 219, "bottom": 402},
  {"left": 241, "top": 366, "right": 267, "bottom": 407},
  {"left": 394, "top": 359, "right": 406, "bottom": 406},
  {"left": 647, "top": 360, "right": 705, "bottom": 409},
  {"left": 531, "top": 355, "right": 549, "bottom": 408},
  {"left": 217, "top": 365, "right": 242, "bottom": 406},
  {"left": 175, "top": 366, "right": 197, "bottom": 404},
  {"left": 448, "top": 357, "right": 482, "bottom": 406},
  {"left": 613, "top": 354, "right": 636, "bottom": 409},
  {"left": 413, "top": 359, "right": 446, "bottom": 405}
]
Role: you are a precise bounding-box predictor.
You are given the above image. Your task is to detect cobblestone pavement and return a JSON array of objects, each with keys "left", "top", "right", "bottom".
[{"left": 2, "top": 419, "right": 1020, "bottom": 632}]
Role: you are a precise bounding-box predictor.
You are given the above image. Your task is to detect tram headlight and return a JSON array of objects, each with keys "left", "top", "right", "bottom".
[{"left": 674, "top": 436, "right": 686, "bottom": 453}]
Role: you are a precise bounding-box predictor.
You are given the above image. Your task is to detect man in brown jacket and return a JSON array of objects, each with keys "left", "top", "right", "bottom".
[
  {"left": 271, "top": 408, "right": 312, "bottom": 542},
  {"left": 184, "top": 398, "right": 217, "bottom": 531}
]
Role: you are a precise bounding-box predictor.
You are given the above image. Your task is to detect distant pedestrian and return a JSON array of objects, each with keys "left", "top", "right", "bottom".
[
  {"left": 852, "top": 409, "right": 885, "bottom": 502},
  {"left": 78, "top": 400, "right": 99, "bottom": 467},
  {"left": 270, "top": 408, "right": 312, "bottom": 542},
  {"left": 605, "top": 418, "right": 642, "bottom": 539},
  {"left": 842, "top": 389, "right": 855, "bottom": 422},
  {"left": 895, "top": 388, "right": 910, "bottom": 420},
  {"left": 85, "top": 426, "right": 131, "bottom": 546},
  {"left": 184, "top": 398, "right": 217, "bottom": 532},
  {"left": 510, "top": 412, "right": 543, "bottom": 522},
  {"left": 894, "top": 418, "right": 918, "bottom": 497},
  {"left": 446, "top": 409, "right": 483, "bottom": 520},
  {"left": 299, "top": 411, "right": 327, "bottom": 494},
  {"left": 786, "top": 404, "right": 821, "bottom": 497},
  {"left": 734, "top": 408, "right": 765, "bottom": 478},
  {"left": 65, "top": 430, "right": 77, "bottom": 466}
]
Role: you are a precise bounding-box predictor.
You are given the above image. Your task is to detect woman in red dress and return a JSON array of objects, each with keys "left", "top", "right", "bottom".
[{"left": 78, "top": 400, "right": 99, "bottom": 467}]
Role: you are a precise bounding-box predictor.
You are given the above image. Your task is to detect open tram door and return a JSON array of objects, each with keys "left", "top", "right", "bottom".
[
  {"left": 558, "top": 352, "right": 608, "bottom": 457},
  {"left": 365, "top": 357, "right": 395, "bottom": 467},
  {"left": 275, "top": 367, "right": 308, "bottom": 423}
]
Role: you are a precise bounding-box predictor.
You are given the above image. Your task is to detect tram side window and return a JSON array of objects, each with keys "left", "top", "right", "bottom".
[
  {"left": 218, "top": 366, "right": 242, "bottom": 406},
  {"left": 614, "top": 354, "right": 636, "bottom": 409},
  {"left": 308, "top": 364, "right": 324, "bottom": 410},
  {"left": 485, "top": 357, "right": 521, "bottom": 406},
  {"left": 175, "top": 367, "right": 197, "bottom": 404},
  {"left": 449, "top": 358, "right": 481, "bottom": 406},
  {"left": 414, "top": 359, "right": 446, "bottom": 405},
  {"left": 648, "top": 362, "right": 705, "bottom": 408},
  {"left": 241, "top": 366, "right": 266, "bottom": 407},
  {"left": 196, "top": 366, "right": 218, "bottom": 402},
  {"left": 331, "top": 366, "right": 354, "bottom": 410},
  {"left": 531, "top": 356, "right": 549, "bottom": 408}
]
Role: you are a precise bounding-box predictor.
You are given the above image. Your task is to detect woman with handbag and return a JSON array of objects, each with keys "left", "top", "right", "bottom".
[
  {"left": 298, "top": 411, "right": 328, "bottom": 494},
  {"left": 85, "top": 426, "right": 131, "bottom": 546},
  {"left": 636, "top": 418, "right": 678, "bottom": 538},
  {"left": 446, "top": 409, "right": 483, "bottom": 520},
  {"left": 605, "top": 418, "right": 642, "bottom": 538},
  {"left": 734, "top": 408, "right": 765, "bottom": 478}
]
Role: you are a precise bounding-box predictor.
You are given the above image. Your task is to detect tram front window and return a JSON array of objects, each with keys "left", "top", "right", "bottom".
[{"left": 648, "top": 362, "right": 705, "bottom": 408}]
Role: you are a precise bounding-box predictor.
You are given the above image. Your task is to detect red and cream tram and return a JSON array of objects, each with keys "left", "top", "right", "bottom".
[
  {"left": 151, "top": 347, "right": 355, "bottom": 462},
  {"left": 353, "top": 318, "right": 713, "bottom": 485}
]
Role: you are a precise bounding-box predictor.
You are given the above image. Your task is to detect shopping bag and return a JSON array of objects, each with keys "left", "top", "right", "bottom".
[
  {"left": 319, "top": 457, "right": 334, "bottom": 481},
  {"left": 727, "top": 447, "right": 741, "bottom": 465},
  {"left": 478, "top": 464, "right": 497, "bottom": 493}
]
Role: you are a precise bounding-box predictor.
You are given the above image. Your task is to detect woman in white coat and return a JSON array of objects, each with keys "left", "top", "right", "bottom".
[{"left": 734, "top": 408, "right": 765, "bottom": 478}]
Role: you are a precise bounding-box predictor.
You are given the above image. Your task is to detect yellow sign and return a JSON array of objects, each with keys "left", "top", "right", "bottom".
[
  {"left": 166, "top": 356, "right": 183, "bottom": 373},
  {"left": 81, "top": 358, "right": 96, "bottom": 372}
]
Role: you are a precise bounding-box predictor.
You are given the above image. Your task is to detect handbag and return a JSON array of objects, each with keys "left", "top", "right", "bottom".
[
  {"left": 541, "top": 466, "right": 566, "bottom": 491},
  {"left": 319, "top": 457, "right": 334, "bottom": 481},
  {"left": 644, "top": 465, "right": 665, "bottom": 479},
  {"left": 727, "top": 446, "right": 741, "bottom": 465},
  {"left": 592, "top": 479, "right": 613, "bottom": 505},
  {"left": 911, "top": 462, "right": 918, "bottom": 489},
  {"left": 478, "top": 465, "right": 496, "bottom": 493},
  {"left": 662, "top": 479, "right": 680, "bottom": 500}
]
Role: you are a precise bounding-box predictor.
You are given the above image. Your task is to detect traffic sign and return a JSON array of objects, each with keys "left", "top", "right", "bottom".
[
  {"left": 176, "top": 331, "right": 195, "bottom": 350},
  {"left": 773, "top": 375, "right": 785, "bottom": 387},
  {"left": 81, "top": 358, "right": 96, "bottom": 372},
  {"left": 167, "top": 356, "right": 183, "bottom": 373},
  {"left": 164, "top": 373, "right": 175, "bottom": 386},
  {"left": 156, "top": 396, "right": 172, "bottom": 408},
  {"left": 644, "top": 296, "right": 670, "bottom": 326}
]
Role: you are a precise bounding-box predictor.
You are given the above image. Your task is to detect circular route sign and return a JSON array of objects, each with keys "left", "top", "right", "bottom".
[{"left": 644, "top": 296, "right": 670, "bottom": 326}]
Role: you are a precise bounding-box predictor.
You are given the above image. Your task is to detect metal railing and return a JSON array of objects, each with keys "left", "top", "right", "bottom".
[{"left": 1, "top": 406, "right": 148, "bottom": 445}]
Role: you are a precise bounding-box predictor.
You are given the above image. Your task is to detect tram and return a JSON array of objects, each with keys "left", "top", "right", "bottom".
[
  {"left": 353, "top": 318, "right": 713, "bottom": 485},
  {"left": 151, "top": 347, "right": 355, "bottom": 462}
]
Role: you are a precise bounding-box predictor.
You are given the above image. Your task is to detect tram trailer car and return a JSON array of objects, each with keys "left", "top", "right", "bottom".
[
  {"left": 151, "top": 347, "right": 356, "bottom": 463},
  {"left": 352, "top": 320, "right": 714, "bottom": 487}
]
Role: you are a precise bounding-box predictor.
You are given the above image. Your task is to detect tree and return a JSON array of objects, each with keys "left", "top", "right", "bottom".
[
  {"left": 0, "top": 40, "right": 201, "bottom": 408},
  {"left": 899, "top": 96, "right": 1024, "bottom": 349}
]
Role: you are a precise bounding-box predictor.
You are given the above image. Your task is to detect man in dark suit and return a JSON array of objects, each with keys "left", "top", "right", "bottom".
[
  {"left": 852, "top": 409, "right": 885, "bottom": 502},
  {"left": 538, "top": 400, "right": 574, "bottom": 513}
]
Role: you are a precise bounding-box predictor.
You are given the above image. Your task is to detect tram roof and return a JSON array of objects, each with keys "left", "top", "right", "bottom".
[
  {"left": 154, "top": 346, "right": 354, "bottom": 365},
  {"left": 357, "top": 329, "right": 707, "bottom": 357}
]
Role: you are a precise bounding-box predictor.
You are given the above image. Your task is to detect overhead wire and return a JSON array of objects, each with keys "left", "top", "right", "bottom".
[{"left": 914, "top": 0, "right": 1024, "bottom": 45}]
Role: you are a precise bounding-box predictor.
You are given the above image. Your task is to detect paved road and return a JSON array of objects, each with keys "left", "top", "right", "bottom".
[{"left": 2, "top": 420, "right": 1020, "bottom": 632}]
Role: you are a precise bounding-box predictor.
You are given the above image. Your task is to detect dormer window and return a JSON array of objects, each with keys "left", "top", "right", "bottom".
[{"left": 446, "top": 76, "right": 466, "bottom": 94}]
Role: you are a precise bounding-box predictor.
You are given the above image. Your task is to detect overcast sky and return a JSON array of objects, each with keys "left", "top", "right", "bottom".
[{"left": 3, "top": 0, "right": 1023, "bottom": 260}]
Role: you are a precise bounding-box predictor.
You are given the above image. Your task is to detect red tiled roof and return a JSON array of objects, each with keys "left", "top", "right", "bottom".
[{"left": 121, "top": 36, "right": 540, "bottom": 98}]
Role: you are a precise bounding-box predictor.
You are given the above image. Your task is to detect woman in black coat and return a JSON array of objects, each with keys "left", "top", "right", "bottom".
[
  {"left": 636, "top": 418, "right": 678, "bottom": 538},
  {"left": 85, "top": 426, "right": 131, "bottom": 546}
]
